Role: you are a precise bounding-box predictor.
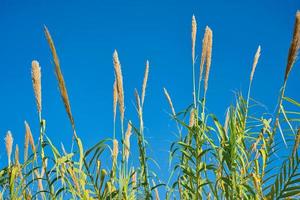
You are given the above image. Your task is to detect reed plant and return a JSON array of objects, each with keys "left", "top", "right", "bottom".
[{"left": 0, "top": 11, "right": 300, "bottom": 200}]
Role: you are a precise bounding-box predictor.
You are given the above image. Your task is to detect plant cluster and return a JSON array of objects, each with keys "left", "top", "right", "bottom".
[{"left": 0, "top": 11, "right": 300, "bottom": 200}]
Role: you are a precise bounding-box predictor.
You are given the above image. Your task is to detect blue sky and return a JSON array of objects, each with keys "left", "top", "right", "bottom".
[{"left": 0, "top": 0, "right": 299, "bottom": 185}]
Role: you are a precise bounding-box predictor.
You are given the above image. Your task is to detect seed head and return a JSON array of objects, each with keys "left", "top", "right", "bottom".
[
  {"left": 113, "top": 50, "right": 125, "bottom": 124},
  {"left": 192, "top": 15, "right": 197, "bottom": 64},
  {"left": 124, "top": 121, "right": 132, "bottom": 161},
  {"left": 250, "top": 46, "right": 261, "bottom": 82},
  {"left": 284, "top": 11, "right": 300, "bottom": 82},
  {"left": 163, "top": 88, "right": 176, "bottom": 116},
  {"left": 5, "top": 131, "right": 13, "bottom": 166},
  {"left": 204, "top": 27, "right": 213, "bottom": 94},
  {"left": 31, "top": 60, "right": 42, "bottom": 115},
  {"left": 141, "top": 60, "right": 149, "bottom": 106}
]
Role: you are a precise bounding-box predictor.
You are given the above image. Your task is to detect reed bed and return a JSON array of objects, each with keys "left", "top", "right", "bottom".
[{"left": 1, "top": 11, "right": 300, "bottom": 200}]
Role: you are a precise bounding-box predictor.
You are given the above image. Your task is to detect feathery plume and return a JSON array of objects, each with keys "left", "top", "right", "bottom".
[
  {"left": 135, "top": 89, "right": 142, "bottom": 115},
  {"left": 112, "top": 139, "right": 119, "bottom": 164},
  {"left": 113, "top": 80, "right": 118, "bottom": 123},
  {"left": 113, "top": 50, "right": 125, "bottom": 124},
  {"left": 191, "top": 15, "right": 197, "bottom": 64},
  {"left": 163, "top": 88, "right": 176, "bottom": 116},
  {"left": 250, "top": 46, "right": 261, "bottom": 82},
  {"left": 5, "top": 131, "right": 13, "bottom": 166},
  {"left": 124, "top": 121, "right": 132, "bottom": 161},
  {"left": 204, "top": 27, "right": 213, "bottom": 94},
  {"left": 141, "top": 60, "right": 149, "bottom": 106},
  {"left": 189, "top": 108, "right": 196, "bottom": 127},
  {"left": 25, "top": 121, "right": 36, "bottom": 156},
  {"left": 24, "top": 124, "right": 29, "bottom": 161},
  {"left": 199, "top": 26, "right": 210, "bottom": 82},
  {"left": 31, "top": 60, "right": 42, "bottom": 116},
  {"left": 44, "top": 26, "right": 76, "bottom": 133},
  {"left": 15, "top": 144, "right": 19, "bottom": 166},
  {"left": 284, "top": 11, "right": 300, "bottom": 82},
  {"left": 224, "top": 109, "right": 230, "bottom": 136}
]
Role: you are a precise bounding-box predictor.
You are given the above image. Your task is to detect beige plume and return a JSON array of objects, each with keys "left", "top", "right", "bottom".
[
  {"left": 113, "top": 50, "right": 125, "bottom": 124},
  {"left": 141, "top": 60, "right": 149, "bottom": 106},
  {"left": 163, "top": 88, "right": 176, "bottom": 116},
  {"left": 192, "top": 15, "right": 197, "bottom": 64},
  {"left": 250, "top": 46, "right": 261, "bottom": 82},
  {"left": 204, "top": 27, "right": 213, "bottom": 95},
  {"left": 284, "top": 11, "right": 300, "bottom": 82},
  {"left": 31, "top": 60, "right": 42, "bottom": 116},
  {"left": 44, "top": 26, "right": 76, "bottom": 134},
  {"left": 124, "top": 121, "right": 132, "bottom": 161},
  {"left": 5, "top": 131, "right": 13, "bottom": 166}
]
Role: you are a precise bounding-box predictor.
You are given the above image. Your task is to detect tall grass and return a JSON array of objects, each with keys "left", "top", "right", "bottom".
[{"left": 0, "top": 11, "right": 300, "bottom": 200}]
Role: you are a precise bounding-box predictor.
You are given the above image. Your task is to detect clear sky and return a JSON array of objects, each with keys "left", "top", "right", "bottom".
[{"left": 0, "top": 0, "right": 299, "bottom": 185}]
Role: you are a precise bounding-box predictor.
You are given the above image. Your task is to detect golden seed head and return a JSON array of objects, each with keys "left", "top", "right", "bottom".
[
  {"left": 113, "top": 80, "right": 118, "bottom": 123},
  {"left": 24, "top": 122, "right": 29, "bottom": 161},
  {"left": 112, "top": 139, "right": 119, "bottom": 162},
  {"left": 224, "top": 109, "right": 230, "bottom": 136},
  {"left": 285, "top": 11, "right": 300, "bottom": 82},
  {"left": 5, "top": 131, "right": 13, "bottom": 166},
  {"left": 189, "top": 108, "right": 196, "bottom": 127},
  {"left": 199, "top": 27, "right": 210, "bottom": 82},
  {"left": 44, "top": 26, "right": 75, "bottom": 133},
  {"left": 124, "top": 121, "right": 132, "bottom": 161},
  {"left": 25, "top": 121, "right": 35, "bottom": 154},
  {"left": 141, "top": 60, "right": 149, "bottom": 106},
  {"left": 163, "top": 88, "right": 176, "bottom": 116},
  {"left": 15, "top": 144, "right": 19, "bottom": 166},
  {"left": 31, "top": 60, "right": 42, "bottom": 114},
  {"left": 204, "top": 27, "right": 213, "bottom": 94},
  {"left": 250, "top": 46, "right": 261, "bottom": 82},
  {"left": 134, "top": 89, "right": 142, "bottom": 115},
  {"left": 113, "top": 50, "right": 125, "bottom": 123},
  {"left": 192, "top": 15, "right": 197, "bottom": 64}
]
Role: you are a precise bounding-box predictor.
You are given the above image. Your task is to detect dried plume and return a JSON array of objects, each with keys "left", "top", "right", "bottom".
[
  {"left": 113, "top": 80, "right": 118, "bottom": 123},
  {"left": 134, "top": 89, "right": 142, "bottom": 116},
  {"left": 25, "top": 121, "right": 36, "bottom": 157},
  {"left": 250, "top": 46, "right": 261, "bottom": 82},
  {"left": 199, "top": 27, "right": 210, "bottom": 82},
  {"left": 44, "top": 26, "right": 76, "bottom": 133},
  {"left": 189, "top": 108, "right": 196, "bottom": 127},
  {"left": 204, "top": 27, "right": 213, "bottom": 94},
  {"left": 113, "top": 50, "right": 125, "bottom": 124},
  {"left": 163, "top": 88, "right": 176, "bottom": 116},
  {"left": 112, "top": 139, "right": 119, "bottom": 164},
  {"left": 31, "top": 60, "right": 42, "bottom": 115},
  {"left": 191, "top": 15, "right": 197, "bottom": 64},
  {"left": 141, "top": 60, "right": 149, "bottom": 106},
  {"left": 124, "top": 121, "right": 132, "bottom": 161},
  {"left": 5, "top": 131, "right": 13, "bottom": 166},
  {"left": 15, "top": 144, "right": 20, "bottom": 166},
  {"left": 224, "top": 108, "right": 230, "bottom": 136},
  {"left": 284, "top": 11, "right": 300, "bottom": 82},
  {"left": 24, "top": 124, "right": 29, "bottom": 161}
]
